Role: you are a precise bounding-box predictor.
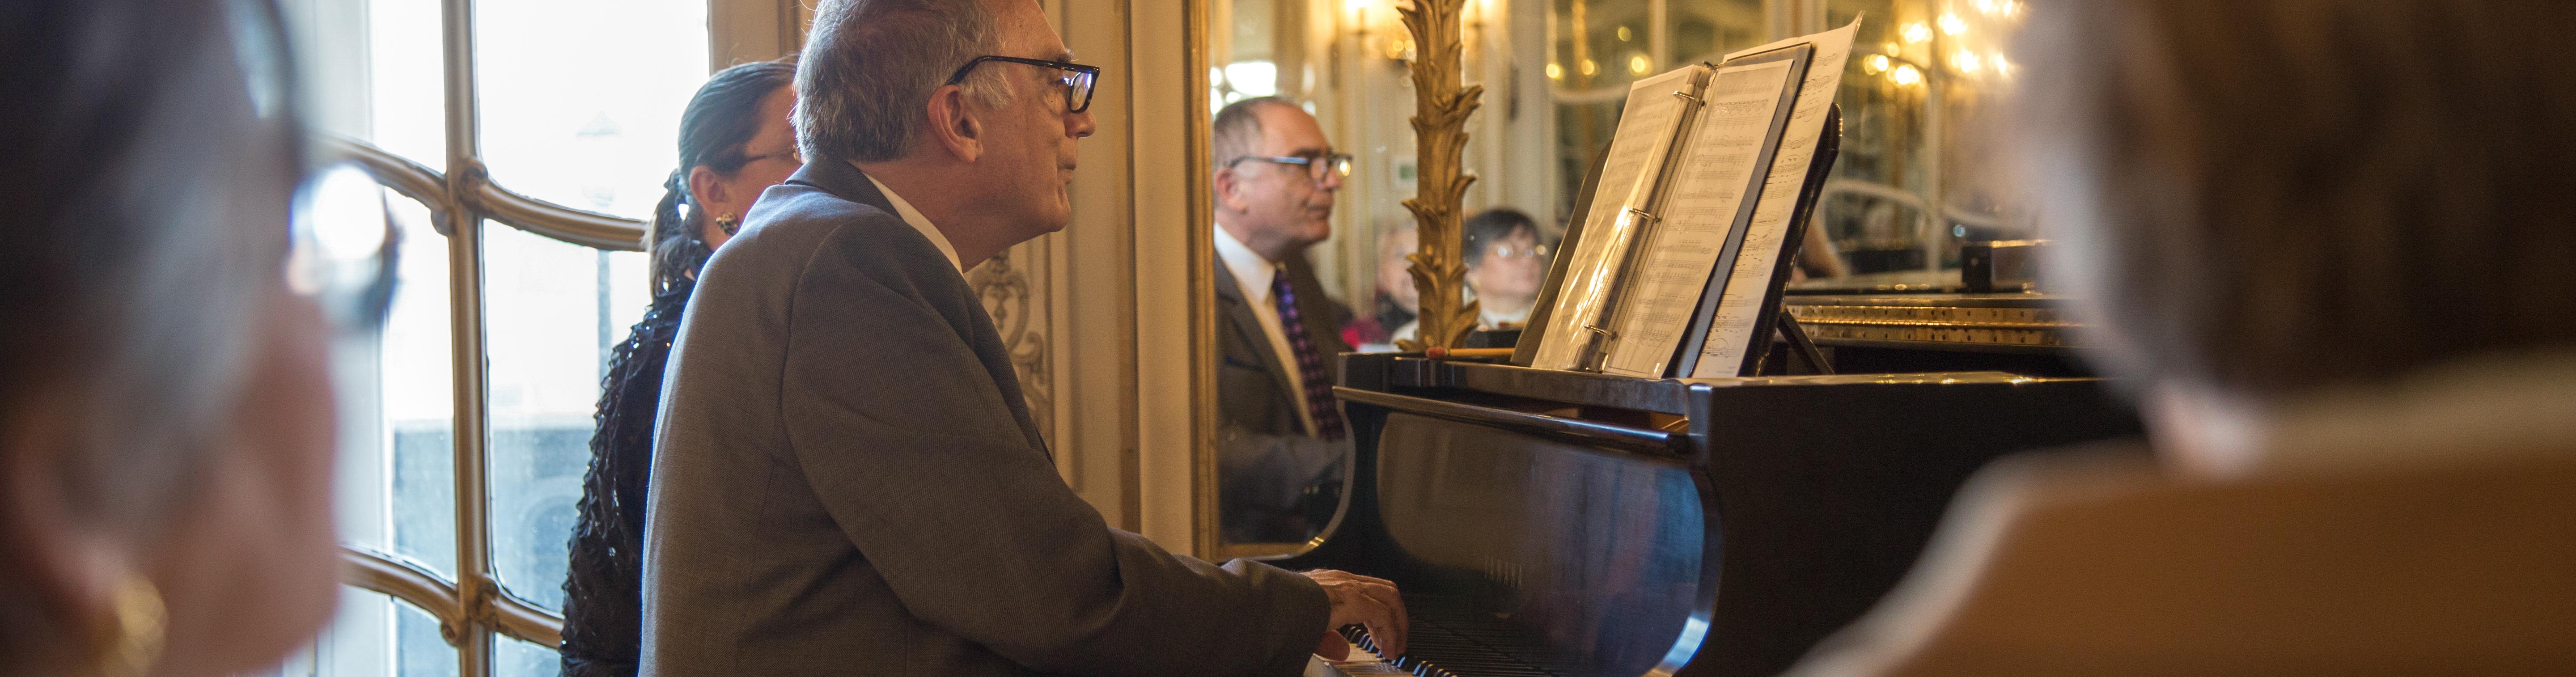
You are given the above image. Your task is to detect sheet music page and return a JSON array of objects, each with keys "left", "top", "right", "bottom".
[
  {"left": 1530, "top": 67, "right": 1701, "bottom": 371},
  {"left": 1688, "top": 18, "right": 1860, "bottom": 378},
  {"left": 1597, "top": 59, "right": 1798, "bottom": 377}
]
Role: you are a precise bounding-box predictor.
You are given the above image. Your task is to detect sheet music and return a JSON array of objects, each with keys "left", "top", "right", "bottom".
[
  {"left": 1597, "top": 60, "right": 1797, "bottom": 377},
  {"left": 1530, "top": 67, "right": 1701, "bottom": 371},
  {"left": 1688, "top": 18, "right": 1860, "bottom": 378}
]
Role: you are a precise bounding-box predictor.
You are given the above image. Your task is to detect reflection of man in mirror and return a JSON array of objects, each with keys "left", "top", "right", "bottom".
[
  {"left": 1210, "top": 96, "right": 1356, "bottom": 543},
  {"left": 1462, "top": 208, "right": 1552, "bottom": 330}
]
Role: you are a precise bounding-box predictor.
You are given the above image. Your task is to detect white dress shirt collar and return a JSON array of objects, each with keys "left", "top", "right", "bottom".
[
  {"left": 862, "top": 168, "right": 962, "bottom": 272},
  {"left": 1213, "top": 224, "right": 1278, "bottom": 304}
]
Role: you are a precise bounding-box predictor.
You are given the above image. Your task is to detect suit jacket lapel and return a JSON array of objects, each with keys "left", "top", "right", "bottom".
[{"left": 1213, "top": 264, "right": 1303, "bottom": 407}]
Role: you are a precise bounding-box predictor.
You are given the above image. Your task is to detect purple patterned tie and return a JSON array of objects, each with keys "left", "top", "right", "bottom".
[{"left": 1271, "top": 273, "right": 1347, "bottom": 440}]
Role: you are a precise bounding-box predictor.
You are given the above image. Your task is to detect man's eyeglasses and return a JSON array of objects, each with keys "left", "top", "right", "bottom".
[
  {"left": 1229, "top": 153, "right": 1355, "bottom": 182},
  {"left": 946, "top": 55, "right": 1100, "bottom": 114}
]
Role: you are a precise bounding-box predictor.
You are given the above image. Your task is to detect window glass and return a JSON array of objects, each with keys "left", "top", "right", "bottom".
[
  {"left": 285, "top": 590, "right": 458, "bottom": 677},
  {"left": 482, "top": 223, "right": 652, "bottom": 612},
  {"left": 473, "top": 0, "right": 712, "bottom": 219},
  {"left": 336, "top": 190, "right": 458, "bottom": 580},
  {"left": 498, "top": 635, "right": 567, "bottom": 677},
  {"left": 368, "top": 0, "right": 448, "bottom": 171}
]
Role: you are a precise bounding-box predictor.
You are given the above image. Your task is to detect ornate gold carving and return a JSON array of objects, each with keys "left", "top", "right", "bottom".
[
  {"left": 1394, "top": 0, "right": 1483, "bottom": 351},
  {"left": 971, "top": 247, "right": 1055, "bottom": 437},
  {"left": 1784, "top": 303, "right": 2081, "bottom": 347}
]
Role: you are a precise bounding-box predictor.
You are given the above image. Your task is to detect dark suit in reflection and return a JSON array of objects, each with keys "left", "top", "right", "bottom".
[{"left": 1214, "top": 247, "right": 1354, "bottom": 543}]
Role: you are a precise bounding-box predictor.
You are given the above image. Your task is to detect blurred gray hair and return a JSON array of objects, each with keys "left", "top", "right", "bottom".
[
  {"left": 797, "top": 0, "right": 1013, "bottom": 163},
  {"left": 1211, "top": 96, "right": 1301, "bottom": 171}
]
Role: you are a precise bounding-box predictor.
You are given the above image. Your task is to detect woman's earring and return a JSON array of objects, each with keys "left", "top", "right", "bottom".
[
  {"left": 93, "top": 577, "right": 165, "bottom": 677},
  {"left": 716, "top": 213, "right": 741, "bottom": 236}
]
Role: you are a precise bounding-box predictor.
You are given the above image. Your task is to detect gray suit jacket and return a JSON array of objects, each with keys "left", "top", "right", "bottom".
[
  {"left": 1212, "top": 253, "right": 1353, "bottom": 542},
  {"left": 640, "top": 159, "right": 1330, "bottom": 677}
]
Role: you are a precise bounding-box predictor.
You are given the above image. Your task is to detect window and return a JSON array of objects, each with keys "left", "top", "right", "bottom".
[{"left": 275, "top": 0, "right": 714, "bottom": 673}]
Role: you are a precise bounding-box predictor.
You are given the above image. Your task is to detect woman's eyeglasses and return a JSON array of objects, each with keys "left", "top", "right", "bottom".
[
  {"left": 946, "top": 55, "right": 1101, "bottom": 114},
  {"left": 289, "top": 164, "right": 399, "bottom": 334},
  {"left": 1485, "top": 242, "right": 1550, "bottom": 260}
]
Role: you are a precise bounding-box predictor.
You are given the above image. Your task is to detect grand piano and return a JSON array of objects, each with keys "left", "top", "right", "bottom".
[{"left": 1275, "top": 308, "right": 2143, "bottom": 677}]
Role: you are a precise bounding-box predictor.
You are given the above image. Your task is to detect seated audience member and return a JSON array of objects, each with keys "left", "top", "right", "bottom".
[
  {"left": 1210, "top": 96, "right": 1360, "bottom": 543},
  {"left": 1, "top": 0, "right": 349, "bottom": 675},
  {"left": 640, "top": 0, "right": 1404, "bottom": 674},
  {"left": 1350, "top": 225, "right": 1417, "bottom": 350},
  {"left": 560, "top": 57, "right": 799, "bottom": 677},
  {"left": 1461, "top": 208, "right": 1551, "bottom": 330},
  {"left": 1788, "top": 1, "right": 2576, "bottom": 674}
]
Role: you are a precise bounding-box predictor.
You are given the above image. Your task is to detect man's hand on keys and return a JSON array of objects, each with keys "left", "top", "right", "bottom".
[{"left": 1301, "top": 569, "right": 1407, "bottom": 660}]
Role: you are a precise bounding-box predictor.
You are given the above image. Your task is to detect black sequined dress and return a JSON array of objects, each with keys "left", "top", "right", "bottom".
[{"left": 560, "top": 279, "right": 692, "bottom": 677}]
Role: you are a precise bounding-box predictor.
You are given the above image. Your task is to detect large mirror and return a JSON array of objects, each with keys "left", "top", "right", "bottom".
[{"left": 1198, "top": 0, "right": 2037, "bottom": 552}]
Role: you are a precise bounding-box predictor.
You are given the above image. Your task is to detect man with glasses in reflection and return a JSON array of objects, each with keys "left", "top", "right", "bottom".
[
  {"left": 640, "top": 1, "right": 1405, "bottom": 676},
  {"left": 1208, "top": 97, "right": 1360, "bottom": 545}
]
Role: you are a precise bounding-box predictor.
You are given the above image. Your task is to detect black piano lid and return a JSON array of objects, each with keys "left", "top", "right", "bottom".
[{"left": 1282, "top": 353, "right": 2143, "bottom": 677}]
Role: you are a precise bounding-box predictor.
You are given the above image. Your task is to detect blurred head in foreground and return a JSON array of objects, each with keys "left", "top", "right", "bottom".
[
  {"left": 2015, "top": 0, "right": 2576, "bottom": 472},
  {"left": 0, "top": 0, "right": 343, "bottom": 674}
]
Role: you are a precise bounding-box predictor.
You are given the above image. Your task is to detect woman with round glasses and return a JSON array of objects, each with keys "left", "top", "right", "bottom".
[
  {"left": 560, "top": 57, "right": 801, "bottom": 677},
  {"left": 1462, "top": 208, "right": 1554, "bottom": 330},
  {"left": 0, "top": 0, "right": 360, "bottom": 674}
]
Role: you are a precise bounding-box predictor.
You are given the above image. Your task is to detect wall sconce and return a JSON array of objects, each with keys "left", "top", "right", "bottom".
[{"left": 1344, "top": 0, "right": 1417, "bottom": 63}]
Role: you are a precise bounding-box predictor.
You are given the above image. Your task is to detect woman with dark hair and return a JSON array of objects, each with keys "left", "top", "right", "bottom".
[
  {"left": 0, "top": 0, "right": 357, "bottom": 674},
  {"left": 1461, "top": 208, "right": 1551, "bottom": 330},
  {"left": 560, "top": 57, "right": 800, "bottom": 677}
]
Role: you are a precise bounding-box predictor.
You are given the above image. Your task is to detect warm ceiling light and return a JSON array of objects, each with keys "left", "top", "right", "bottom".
[
  {"left": 1891, "top": 63, "right": 1923, "bottom": 85},
  {"left": 1864, "top": 54, "right": 1891, "bottom": 74},
  {"left": 1617, "top": 25, "right": 1633, "bottom": 42},
  {"left": 1938, "top": 13, "right": 1968, "bottom": 35},
  {"left": 1953, "top": 49, "right": 1982, "bottom": 72},
  {"left": 1628, "top": 54, "right": 1651, "bottom": 74},
  {"left": 1579, "top": 59, "right": 1598, "bottom": 76},
  {"left": 1902, "top": 22, "right": 1933, "bottom": 43},
  {"left": 1546, "top": 62, "right": 1564, "bottom": 79}
]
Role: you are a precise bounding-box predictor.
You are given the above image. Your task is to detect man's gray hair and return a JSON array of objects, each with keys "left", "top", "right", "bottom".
[
  {"left": 798, "top": 0, "right": 1012, "bottom": 163},
  {"left": 1211, "top": 96, "right": 1301, "bottom": 171}
]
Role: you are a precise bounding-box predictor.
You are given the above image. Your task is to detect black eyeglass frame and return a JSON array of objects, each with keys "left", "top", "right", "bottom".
[
  {"left": 944, "top": 55, "right": 1101, "bottom": 114},
  {"left": 1227, "top": 153, "right": 1356, "bottom": 182}
]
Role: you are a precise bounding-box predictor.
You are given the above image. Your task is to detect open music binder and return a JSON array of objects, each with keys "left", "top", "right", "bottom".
[{"left": 1518, "top": 20, "right": 1857, "bottom": 378}]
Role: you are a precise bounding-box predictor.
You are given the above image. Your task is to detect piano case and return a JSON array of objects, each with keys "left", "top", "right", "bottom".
[{"left": 1272, "top": 355, "right": 2142, "bottom": 677}]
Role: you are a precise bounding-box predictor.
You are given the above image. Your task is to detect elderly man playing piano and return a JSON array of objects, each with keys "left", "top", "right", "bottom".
[{"left": 637, "top": 0, "right": 1405, "bottom": 675}]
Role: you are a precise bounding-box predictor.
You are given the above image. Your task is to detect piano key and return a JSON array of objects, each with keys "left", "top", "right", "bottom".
[{"left": 1305, "top": 642, "right": 1412, "bottom": 677}]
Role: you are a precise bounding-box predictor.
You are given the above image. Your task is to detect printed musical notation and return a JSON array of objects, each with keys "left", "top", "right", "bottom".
[
  {"left": 1597, "top": 59, "right": 1797, "bottom": 378},
  {"left": 1690, "top": 17, "right": 1860, "bottom": 378},
  {"left": 1530, "top": 67, "right": 1701, "bottom": 371}
]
